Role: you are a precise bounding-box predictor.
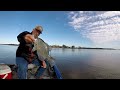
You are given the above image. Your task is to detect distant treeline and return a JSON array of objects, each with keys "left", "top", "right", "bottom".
[
  {"left": 50, "top": 45, "right": 116, "bottom": 50},
  {"left": 0, "top": 44, "right": 18, "bottom": 46},
  {"left": 0, "top": 44, "right": 116, "bottom": 50},
  {"left": 50, "top": 45, "right": 80, "bottom": 49}
]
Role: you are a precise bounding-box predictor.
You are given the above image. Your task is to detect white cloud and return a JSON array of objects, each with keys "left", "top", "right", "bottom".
[{"left": 68, "top": 11, "right": 120, "bottom": 44}]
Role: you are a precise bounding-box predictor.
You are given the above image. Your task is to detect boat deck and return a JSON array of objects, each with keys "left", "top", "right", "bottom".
[{"left": 9, "top": 64, "right": 57, "bottom": 79}]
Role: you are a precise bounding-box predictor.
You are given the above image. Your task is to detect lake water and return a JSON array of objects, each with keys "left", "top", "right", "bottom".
[{"left": 0, "top": 45, "right": 120, "bottom": 79}]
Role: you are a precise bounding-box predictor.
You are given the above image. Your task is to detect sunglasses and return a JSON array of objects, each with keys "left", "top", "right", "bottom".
[{"left": 36, "top": 29, "right": 42, "bottom": 34}]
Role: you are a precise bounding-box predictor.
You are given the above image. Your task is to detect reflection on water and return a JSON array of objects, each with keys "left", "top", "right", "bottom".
[
  {"left": 51, "top": 48, "right": 120, "bottom": 79},
  {"left": 1, "top": 45, "right": 120, "bottom": 79}
]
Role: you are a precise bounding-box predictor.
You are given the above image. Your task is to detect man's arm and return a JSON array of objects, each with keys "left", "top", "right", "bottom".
[
  {"left": 17, "top": 31, "right": 35, "bottom": 44},
  {"left": 17, "top": 31, "right": 30, "bottom": 44}
]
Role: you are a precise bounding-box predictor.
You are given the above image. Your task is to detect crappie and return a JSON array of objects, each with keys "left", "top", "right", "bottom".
[{"left": 32, "top": 38, "right": 55, "bottom": 67}]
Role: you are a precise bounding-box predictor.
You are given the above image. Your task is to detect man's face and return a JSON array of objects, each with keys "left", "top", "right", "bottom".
[{"left": 33, "top": 29, "right": 41, "bottom": 38}]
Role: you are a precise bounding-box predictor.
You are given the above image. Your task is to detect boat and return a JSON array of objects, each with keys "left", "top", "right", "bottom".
[{"left": 0, "top": 61, "right": 63, "bottom": 79}]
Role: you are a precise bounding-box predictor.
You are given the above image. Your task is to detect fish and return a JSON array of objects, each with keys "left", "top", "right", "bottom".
[{"left": 32, "top": 38, "right": 55, "bottom": 67}]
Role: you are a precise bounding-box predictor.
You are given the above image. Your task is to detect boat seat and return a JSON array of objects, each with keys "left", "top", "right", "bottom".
[{"left": 28, "top": 64, "right": 37, "bottom": 69}]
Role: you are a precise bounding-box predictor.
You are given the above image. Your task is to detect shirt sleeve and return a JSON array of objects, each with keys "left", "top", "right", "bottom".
[{"left": 17, "top": 31, "right": 31, "bottom": 44}]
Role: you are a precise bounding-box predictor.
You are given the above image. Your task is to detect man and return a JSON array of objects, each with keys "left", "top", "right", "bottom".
[{"left": 16, "top": 25, "right": 47, "bottom": 79}]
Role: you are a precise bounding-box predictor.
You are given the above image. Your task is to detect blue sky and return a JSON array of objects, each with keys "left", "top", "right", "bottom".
[{"left": 0, "top": 11, "right": 120, "bottom": 49}]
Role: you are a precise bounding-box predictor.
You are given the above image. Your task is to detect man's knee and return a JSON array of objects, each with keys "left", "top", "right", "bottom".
[{"left": 16, "top": 57, "right": 28, "bottom": 70}]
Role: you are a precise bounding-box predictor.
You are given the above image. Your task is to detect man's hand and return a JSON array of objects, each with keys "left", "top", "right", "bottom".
[
  {"left": 24, "top": 34, "right": 35, "bottom": 43},
  {"left": 41, "top": 61, "right": 47, "bottom": 68}
]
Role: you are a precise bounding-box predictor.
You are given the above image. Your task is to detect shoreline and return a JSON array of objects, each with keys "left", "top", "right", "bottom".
[
  {"left": 0, "top": 44, "right": 18, "bottom": 46},
  {"left": 0, "top": 44, "right": 117, "bottom": 50}
]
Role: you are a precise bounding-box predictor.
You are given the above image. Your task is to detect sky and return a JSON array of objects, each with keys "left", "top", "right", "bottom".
[{"left": 0, "top": 11, "right": 120, "bottom": 49}]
